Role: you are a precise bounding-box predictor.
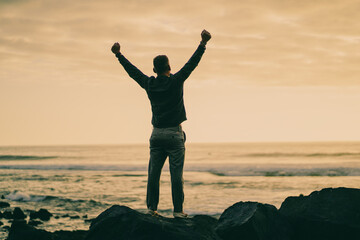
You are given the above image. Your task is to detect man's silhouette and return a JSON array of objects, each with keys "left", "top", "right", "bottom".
[{"left": 111, "top": 29, "right": 211, "bottom": 218}]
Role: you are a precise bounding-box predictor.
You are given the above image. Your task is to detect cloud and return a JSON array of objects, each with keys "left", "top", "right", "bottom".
[{"left": 0, "top": 0, "right": 359, "bottom": 86}]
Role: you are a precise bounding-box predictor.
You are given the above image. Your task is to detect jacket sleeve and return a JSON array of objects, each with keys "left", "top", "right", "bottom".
[
  {"left": 173, "top": 44, "right": 206, "bottom": 82},
  {"left": 115, "top": 52, "right": 148, "bottom": 89}
]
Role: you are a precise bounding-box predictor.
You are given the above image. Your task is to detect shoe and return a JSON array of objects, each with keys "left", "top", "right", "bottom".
[
  {"left": 147, "top": 209, "right": 160, "bottom": 217},
  {"left": 173, "top": 212, "right": 188, "bottom": 218}
]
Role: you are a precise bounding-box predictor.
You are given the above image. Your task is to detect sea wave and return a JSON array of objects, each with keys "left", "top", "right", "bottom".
[
  {"left": 5, "top": 190, "right": 46, "bottom": 202},
  {"left": 0, "top": 155, "right": 57, "bottom": 161},
  {"left": 206, "top": 167, "right": 360, "bottom": 177},
  {"left": 0, "top": 164, "right": 147, "bottom": 171},
  {"left": 236, "top": 152, "right": 360, "bottom": 158},
  {"left": 1, "top": 164, "right": 359, "bottom": 177},
  {"left": 4, "top": 190, "right": 118, "bottom": 206}
]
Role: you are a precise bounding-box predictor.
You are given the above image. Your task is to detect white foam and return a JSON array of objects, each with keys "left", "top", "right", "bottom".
[
  {"left": 5, "top": 190, "right": 46, "bottom": 202},
  {"left": 6, "top": 190, "right": 31, "bottom": 201}
]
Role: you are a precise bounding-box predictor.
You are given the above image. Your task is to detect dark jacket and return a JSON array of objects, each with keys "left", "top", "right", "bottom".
[{"left": 116, "top": 44, "right": 206, "bottom": 128}]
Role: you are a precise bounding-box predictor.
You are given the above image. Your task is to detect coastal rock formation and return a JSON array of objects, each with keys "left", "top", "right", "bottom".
[
  {"left": 3, "top": 209, "right": 14, "bottom": 219},
  {"left": 30, "top": 209, "right": 52, "bottom": 221},
  {"left": 216, "top": 202, "right": 291, "bottom": 240},
  {"left": 279, "top": 187, "right": 360, "bottom": 240},
  {"left": 0, "top": 201, "right": 10, "bottom": 208},
  {"left": 7, "top": 220, "right": 51, "bottom": 240},
  {"left": 1, "top": 207, "right": 26, "bottom": 220},
  {"left": 4, "top": 187, "right": 360, "bottom": 240},
  {"left": 7, "top": 220, "right": 87, "bottom": 240},
  {"left": 86, "top": 205, "right": 219, "bottom": 240},
  {"left": 12, "top": 208, "right": 26, "bottom": 220}
]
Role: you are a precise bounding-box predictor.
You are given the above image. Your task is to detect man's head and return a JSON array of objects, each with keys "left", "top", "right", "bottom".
[{"left": 153, "top": 55, "right": 171, "bottom": 76}]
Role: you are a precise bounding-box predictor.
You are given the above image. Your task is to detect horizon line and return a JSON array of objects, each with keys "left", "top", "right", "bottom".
[{"left": 1, "top": 140, "right": 360, "bottom": 147}]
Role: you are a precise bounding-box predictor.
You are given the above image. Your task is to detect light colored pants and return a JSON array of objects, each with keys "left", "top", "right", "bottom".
[{"left": 146, "top": 125, "right": 186, "bottom": 212}]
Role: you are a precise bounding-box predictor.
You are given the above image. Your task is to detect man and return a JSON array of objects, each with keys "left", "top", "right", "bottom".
[{"left": 111, "top": 29, "right": 211, "bottom": 218}]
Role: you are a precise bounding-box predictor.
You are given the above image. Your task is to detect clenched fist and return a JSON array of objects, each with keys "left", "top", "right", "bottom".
[
  {"left": 201, "top": 30, "right": 211, "bottom": 44},
  {"left": 111, "top": 42, "right": 121, "bottom": 54}
]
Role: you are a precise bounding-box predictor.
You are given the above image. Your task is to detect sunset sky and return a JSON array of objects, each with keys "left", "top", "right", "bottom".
[{"left": 1, "top": 0, "right": 360, "bottom": 145}]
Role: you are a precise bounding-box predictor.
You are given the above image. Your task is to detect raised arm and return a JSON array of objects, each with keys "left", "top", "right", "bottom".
[
  {"left": 174, "top": 30, "right": 212, "bottom": 81},
  {"left": 111, "top": 42, "right": 148, "bottom": 89}
]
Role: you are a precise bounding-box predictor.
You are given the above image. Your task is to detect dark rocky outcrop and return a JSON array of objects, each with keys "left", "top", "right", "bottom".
[
  {"left": 28, "top": 220, "right": 43, "bottom": 226},
  {"left": 3, "top": 209, "right": 13, "bottom": 219},
  {"left": 86, "top": 205, "right": 220, "bottom": 240},
  {"left": 216, "top": 201, "right": 292, "bottom": 240},
  {"left": 7, "top": 220, "right": 51, "bottom": 240},
  {"left": 52, "top": 230, "right": 88, "bottom": 240},
  {"left": 30, "top": 209, "right": 52, "bottom": 221},
  {"left": 7, "top": 220, "right": 87, "bottom": 240},
  {"left": 0, "top": 201, "right": 10, "bottom": 208},
  {"left": 279, "top": 187, "right": 360, "bottom": 240},
  {"left": 12, "top": 208, "right": 26, "bottom": 220},
  {"left": 1, "top": 208, "right": 26, "bottom": 220},
  {"left": 5, "top": 187, "right": 360, "bottom": 240}
]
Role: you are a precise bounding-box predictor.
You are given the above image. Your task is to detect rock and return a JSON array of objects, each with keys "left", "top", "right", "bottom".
[
  {"left": 279, "top": 187, "right": 360, "bottom": 240},
  {"left": 0, "top": 201, "right": 10, "bottom": 208},
  {"left": 0, "top": 211, "right": 3, "bottom": 218},
  {"left": 7, "top": 220, "right": 87, "bottom": 240},
  {"left": 215, "top": 201, "right": 292, "bottom": 240},
  {"left": 0, "top": 220, "right": 3, "bottom": 226},
  {"left": 28, "top": 220, "right": 43, "bottom": 226},
  {"left": 52, "top": 230, "right": 88, "bottom": 240},
  {"left": 12, "top": 219, "right": 26, "bottom": 224},
  {"left": 30, "top": 209, "right": 52, "bottom": 221},
  {"left": 69, "top": 215, "right": 80, "bottom": 219},
  {"left": 82, "top": 214, "right": 88, "bottom": 219},
  {"left": 3, "top": 209, "right": 13, "bottom": 219},
  {"left": 13, "top": 207, "right": 26, "bottom": 220},
  {"left": 84, "top": 218, "right": 94, "bottom": 223},
  {"left": 3, "top": 208, "right": 27, "bottom": 220},
  {"left": 7, "top": 220, "right": 51, "bottom": 240},
  {"left": 3, "top": 225, "right": 11, "bottom": 231},
  {"left": 85, "top": 205, "right": 220, "bottom": 240}
]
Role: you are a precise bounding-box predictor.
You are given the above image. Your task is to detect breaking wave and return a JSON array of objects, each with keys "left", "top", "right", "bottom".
[
  {"left": 206, "top": 167, "right": 360, "bottom": 177},
  {"left": 235, "top": 152, "right": 360, "bottom": 158},
  {"left": 4, "top": 190, "right": 136, "bottom": 205},
  {"left": 0, "top": 155, "right": 57, "bottom": 161},
  {"left": 0, "top": 164, "right": 359, "bottom": 176}
]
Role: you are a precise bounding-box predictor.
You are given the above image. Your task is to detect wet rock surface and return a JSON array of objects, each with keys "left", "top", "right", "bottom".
[
  {"left": 12, "top": 208, "right": 26, "bottom": 220},
  {"left": 30, "top": 209, "right": 52, "bottom": 221},
  {"left": 86, "top": 205, "right": 220, "bottom": 240},
  {"left": 216, "top": 201, "right": 292, "bottom": 240},
  {"left": 0, "top": 202, "right": 10, "bottom": 208},
  {"left": 279, "top": 187, "right": 360, "bottom": 240},
  {"left": 4, "top": 187, "right": 360, "bottom": 240},
  {"left": 7, "top": 220, "right": 87, "bottom": 240}
]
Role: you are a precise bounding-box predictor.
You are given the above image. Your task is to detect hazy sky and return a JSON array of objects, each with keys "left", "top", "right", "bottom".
[{"left": 1, "top": 0, "right": 360, "bottom": 145}]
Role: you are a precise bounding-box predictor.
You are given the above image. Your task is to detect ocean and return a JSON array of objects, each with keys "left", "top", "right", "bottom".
[{"left": 0, "top": 142, "right": 359, "bottom": 237}]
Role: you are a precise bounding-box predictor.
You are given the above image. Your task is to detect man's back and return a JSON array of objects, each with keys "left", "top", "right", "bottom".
[
  {"left": 115, "top": 43, "right": 206, "bottom": 128},
  {"left": 146, "top": 75, "right": 186, "bottom": 128},
  {"left": 111, "top": 29, "right": 211, "bottom": 218}
]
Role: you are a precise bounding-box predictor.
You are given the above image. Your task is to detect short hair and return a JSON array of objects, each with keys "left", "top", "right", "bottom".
[{"left": 153, "top": 55, "right": 169, "bottom": 74}]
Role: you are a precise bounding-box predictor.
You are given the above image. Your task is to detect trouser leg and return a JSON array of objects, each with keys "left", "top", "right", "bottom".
[
  {"left": 146, "top": 147, "right": 167, "bottom": 211},
  {"left": 168, "top": 147, "right": 185, "bottom": 212}
]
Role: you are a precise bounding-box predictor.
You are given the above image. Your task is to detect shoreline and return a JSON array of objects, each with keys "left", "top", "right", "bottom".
[{"left": 3, "top": 187, "right": 360, "bottom": 240}]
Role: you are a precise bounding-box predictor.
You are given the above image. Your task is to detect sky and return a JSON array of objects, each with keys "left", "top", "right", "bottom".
[{"left": 1, "top": 0, "right": 360, "bottom": 145}]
